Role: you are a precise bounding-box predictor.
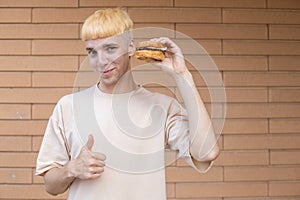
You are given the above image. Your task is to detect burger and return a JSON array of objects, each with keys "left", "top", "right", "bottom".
[{"left": 134, "top": 41, "right": 167, "bottom": 62}]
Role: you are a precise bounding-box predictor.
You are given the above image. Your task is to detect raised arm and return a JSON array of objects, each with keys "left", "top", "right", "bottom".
[{"left": 151, "top": 37, "right": 219, "bottom": 163}]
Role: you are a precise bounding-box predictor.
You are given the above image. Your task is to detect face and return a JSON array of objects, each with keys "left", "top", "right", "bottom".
[{"left": 85, "top": 33, "right": 134, "bottom": 89}]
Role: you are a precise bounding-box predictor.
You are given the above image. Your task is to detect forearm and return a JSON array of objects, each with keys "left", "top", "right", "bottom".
[
  {"left": 173, "top": 70, "right": 219, "bottom": 161},
  {"left": 43, "top": 162, "right": 75, "bottom": 195}
]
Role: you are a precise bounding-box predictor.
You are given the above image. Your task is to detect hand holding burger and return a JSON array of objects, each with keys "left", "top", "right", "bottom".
[{"left": 135, "top": 37, "right": 187, "bottom": 75}]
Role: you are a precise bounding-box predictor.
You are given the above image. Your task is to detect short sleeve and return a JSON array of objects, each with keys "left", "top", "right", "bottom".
[
  {"left": 35, "top": 101, "right": 70, "bottom": 176},
  {"left": 165, "top": 99, "right": 212, "bottom": 173}
]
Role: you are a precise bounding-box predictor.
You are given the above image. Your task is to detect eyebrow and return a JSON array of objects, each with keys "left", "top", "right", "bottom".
[
  {"left": 86, "top": 43, "right": 118, "bottom": 51},
  {"left": 86, "top": 47, "right": 94, "bottom": 51}
]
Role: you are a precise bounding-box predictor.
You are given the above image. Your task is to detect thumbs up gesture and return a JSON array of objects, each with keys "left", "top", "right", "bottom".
[{"left": 68, "top": 135, "right": 106, "bottom": 180}]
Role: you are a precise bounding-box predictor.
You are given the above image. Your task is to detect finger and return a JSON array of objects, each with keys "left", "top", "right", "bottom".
[
  {"left": 86, "top": 134, "right": 94, "bottom": 150},
  {"left": 89, "top": 166, "right": 105, "bottom": 174},
  {"left": 89, "top": 159, "right": 106, "bottom": 167},
  {"left": 151, "top": 37, "right": 173, "bottom": 45},
  {"left": 92, "top": 152, "right": 107, "bottom": 161},
  {"left": 88, "top": 173, "right": 102, "bottom": 180}
]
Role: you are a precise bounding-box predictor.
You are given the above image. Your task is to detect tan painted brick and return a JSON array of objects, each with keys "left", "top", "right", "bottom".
[
  {"left": 222, "top": 119, "right": 268, "bottom": 134},
  {"left": 212, "top": 56, "right": 268, "bottom": 71},
  {"left": 133, "top": 71, "right": 177, "bottom": 87},
  {"left": 176, "top": 24, "right": 267, "bottom": 39},
  {"left": 196, "top": 40, "right": 222, "bottom": 55},
  {"left": 224, "top": 134, "right": 300, "bottom": 150},
  {"left": 0, "top": 120, "right": 47, "bottom": 136},
  {"left": 177, "top": 150, "right": 269, "bottom": 166},
  {"left": 130, "top": 57, "right": 151, "bottom": 70},
  {"left": 128, "top": 8, "right": 221, "bottom": 23},
  {"left": 269, "top": 88, "right": 300, "bottom": 102},
  {"left": 33, "top": 168, "right": 44, "bottom": 183},
  {"left": 132, "top": 24, "right": 175, "bottom": 39},
  {"left": 224, "top": 134, "right": 268, "bottom": 150},
  {"left": 176, "top": 182, "right": 268, "bottom": 198},
  {"left": 225, "top": 166, "right": 300, "bottom": 181},
  {"left": 268, "top": 134, "right": 300, "bottom": 149},
  {"left": 0, "top": 185, "right": 68, "bottom": 199},
  {"left": 32, "top": 104, "right": 55, "bottom": 120},
  {"left": 155, "top": 39, "right": 222, "bottom": 55},
  {"left": 0, "top": 56, "right": 78, "bottom": 71},
  {"left": 0, "top": 24, "right": 79, "bottom": 39},
  {"left": 215, "top": 150, "right": 269, "bottom": 166},
  {"left": 269, "top": 182, "right": 300, "bottom": 196},
  {"left": 269, "top": 56, "right": 300, "bottom": 71},
  {"left": 166, "top": 183, "right": 175, "bottom": 198},
  {"left": 33, "top": 72, "right": 98, "bottom": 87},
  {"left": 223, "top": 9, "right": 300, "bottom": 24},
  {"left": 267, "top": 103, "right": 300, "bottom": 118},
  {"left": 193, "top": 71, "right": 224, "bottom": 87},
  {"left": 133, "top": 23, "right": 175, "bottom": 31},
  {"left": 268, "top": 0, "right": 300, "bottom": 9},
  {"left": 0, "top": 168, "right": 32, "bottom": 184},
  {"left": 270, "top": 119, "right": 300, "bottom": 134},
  {"left": 32, "top": 8, "right": 98, "bottom": 23},
  {"left": 270, "top": 150, "right": 300, "bottom": 165},
  {"left": 173, "top": 90, "right": 224, "bottom": 116},
  {"left": 133, "top": 70, "right": 222, "bottom": 87},
  {"left": 269, "top": 25, "right": 300, "bottom": 40},
  {"left": 226, "top": 103, "right": 300, "bottom": 118},
  {"left": 0, "top": 72, "right": 31, "bottom": 87},
  {"left": 33, "top": 72, "right": 76, "bottom": 87},
  {"left": 195, "top": 103, "right": 223, "bottom": 118},
  {"left": 0, "top": 88, "right": 73, "bottom": 103},
  {"left": 214, "top": 198, "right": 298, "bottom": 200},
  {"left": 0, "top": 8, "right": 31, "bottom": 23},
  {"left": 224, "top": 72, "right": 300, "bottom": 87},
  {"left": 0, "top": 104, "right": 31, "bottom": 119},
  {"left": 80, "top": 0, "right": 173, "bottom": 7},
  {"left": 175, "top": 0, "right": 266, "bottom": 8},
  {"left": 169, "top": 198, "right": 222, "bottom": 200},
  {"left": 178, "top": 87, "right": 230, "bottom": 103},
  {"left": 185, "top": 55, "right": 268, "bottom": 72},
  {"left": 0, "top": 152, "right": 37, "bottom": 167},
  {"left": 165, "top": 150, "right": 177, "bottom": 167},
  {"left": 32, "top": 40, "right": 86, "bottom": 55},
  {"left": 32, "top": 136, "right": 43, "bottom": 152},
  {"left": 223, "top": 40, "right": 300, "bottom": 56},
  {"left": 0, "top": 0, "right": 78, "bottom": 7},
  {"left": 225, "top": 87, "right": 268, "bottom": 103},
  {"left": 0, "top": 136, "right": 31, "bottom": 151},
  {"left": 0, "top": 40, "right": 31, "bottom": 55},
  {"left": 166, "top": 167, "right": 223, "bottom": 183}
]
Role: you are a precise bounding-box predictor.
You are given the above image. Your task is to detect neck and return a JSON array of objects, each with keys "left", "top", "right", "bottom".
[{"left": 97, "top": 72, "right": 138, "bottom": 94}]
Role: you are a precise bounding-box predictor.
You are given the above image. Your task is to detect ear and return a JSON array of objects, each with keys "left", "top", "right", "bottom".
[{"left": 128, "top": 39, "right": 135, "bottom": 57}]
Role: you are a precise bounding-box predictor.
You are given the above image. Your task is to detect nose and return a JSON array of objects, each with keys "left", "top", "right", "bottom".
[{"left": 96, "top": 51, "right": 110, "bottom": 69}]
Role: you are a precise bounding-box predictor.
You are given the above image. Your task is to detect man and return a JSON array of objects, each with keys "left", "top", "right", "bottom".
[{"left": 36, "top": 8, "right": 219, "bottom": 199}]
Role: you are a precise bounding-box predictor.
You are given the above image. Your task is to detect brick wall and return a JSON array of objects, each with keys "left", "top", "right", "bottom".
[{"left": 0, "top": 0, "right": 300, "bottom": 199}]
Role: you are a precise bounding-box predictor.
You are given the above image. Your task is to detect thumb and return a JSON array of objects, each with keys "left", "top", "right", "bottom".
[{"left": 86, "top": 134, "right": 94, "bottom": 150}]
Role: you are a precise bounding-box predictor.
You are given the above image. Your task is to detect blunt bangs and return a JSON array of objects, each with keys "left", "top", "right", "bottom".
[{"left": 81, "top": 8, "right": 133, "bottom": 41}]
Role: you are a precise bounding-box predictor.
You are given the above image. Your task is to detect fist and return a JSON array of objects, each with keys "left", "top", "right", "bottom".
[{"left": 69, "top": 135, "right": 106, "bottom": 180}]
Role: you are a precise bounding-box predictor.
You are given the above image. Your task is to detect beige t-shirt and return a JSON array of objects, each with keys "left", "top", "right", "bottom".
[{"left": 36, "top": 84, "right": 211, "bottom": 200}]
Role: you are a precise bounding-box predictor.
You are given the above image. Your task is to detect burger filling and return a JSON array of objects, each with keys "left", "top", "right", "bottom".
[{"left": 136, "top": 46, "right": 167, "bottom": 52}]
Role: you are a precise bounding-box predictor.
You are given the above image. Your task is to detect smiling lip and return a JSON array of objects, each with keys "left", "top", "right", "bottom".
[{"left": 101, "top": 67, "right": 116, "bottom": 74}]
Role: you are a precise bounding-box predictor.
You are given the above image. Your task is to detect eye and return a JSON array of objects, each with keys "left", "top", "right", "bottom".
[
  {"left": 107, "top": 46, "right": 117, "bottom": 52},
  {"left": 88, "top": 49, "right": 97, "bottom": 56}
]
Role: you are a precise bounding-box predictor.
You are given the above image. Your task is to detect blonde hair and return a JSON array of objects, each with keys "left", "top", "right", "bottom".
[{"left": 81, "top": 8, "right": 133, "bottom": 41}]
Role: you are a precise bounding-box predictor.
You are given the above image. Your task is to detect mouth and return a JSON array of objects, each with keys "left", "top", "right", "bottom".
[{"left": 100, "top": 67, "right": 116, "bottom": 74}]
